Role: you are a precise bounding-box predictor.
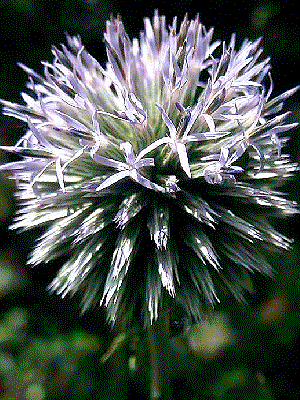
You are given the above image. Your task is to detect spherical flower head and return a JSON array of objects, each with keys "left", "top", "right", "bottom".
[{"left": 1, "top": 12, "right": 298, "bottom": 326}]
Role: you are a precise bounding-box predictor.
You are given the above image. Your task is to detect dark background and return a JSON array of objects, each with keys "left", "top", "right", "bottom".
[{"left": 0, "top": 1, "right": 299, "bottom": 399}]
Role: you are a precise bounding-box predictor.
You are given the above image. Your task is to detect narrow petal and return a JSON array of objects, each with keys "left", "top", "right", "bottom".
[
  {"left": 55, "top": 158, "right": 65, "bottom": 191},
  {"left": 120, "top": 141, "right": 136, "bottom": 164},
  {"left": 100, "top": 223, "right": 140, "bottom": 314},
  {"left": 185, "top": 130, "right": 228, "bottom": 142},
  {"left": 135, "top": 158, "right": 155, "bottom": 168},
  {"left": 219, "top": 146, "right": 229, "bottom": 165},
  {"left": 157, "top": 248, "right": 176, "bottom": 296},
  {"left": 147, "top": 205, "right": 170, "bottom": 249},
  {"left": 201, "top": 113, "right": 216, "bottom": 135},
  {"left": 184, "top": 100, "right": 203, "bottom": 134},
  {"left": 52, "top": 111, "right": 91, "bottom": 133},
  {"left": 26, "top": 118, "right": 54, "bottom": 150},
  {"left": 0, "top": 159, "right": 45, "bottom": 172},
  {"left": 131, "top": 170, "right": 165, "bottom": 192},
  {"left": 185, "top": 227, "right": 220, "bottom": 270},
  {"left": 114, "top": 193, "right": 146, "bottom": 228},
  {"left": 135, "top": 137, "right": 170, "bottom": 162},
  {"left": 96, "top": 170, "right": 130, "bottom": 191},
  {"left": 155, "top": 103, "right": 177, "bottom": 140},
  {"left": 176, "top": 142, "right": 191, "bottom": 177},
  {"left": 92, "top": 153, "right": 126, "bottom": 169}
]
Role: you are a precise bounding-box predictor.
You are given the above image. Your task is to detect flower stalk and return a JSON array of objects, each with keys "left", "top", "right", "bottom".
[{"left": 148, "top": 303, "right": 171, "bottom": 399}]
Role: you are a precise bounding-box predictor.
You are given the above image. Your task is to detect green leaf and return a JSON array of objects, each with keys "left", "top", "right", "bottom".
[{"left": 100, "top": 333, "right": 127, "bottom": 363}]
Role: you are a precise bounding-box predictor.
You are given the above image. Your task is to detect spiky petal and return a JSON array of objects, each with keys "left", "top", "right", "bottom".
[{"left": 0, "top": 12, "right": 298, "bottom": 326}]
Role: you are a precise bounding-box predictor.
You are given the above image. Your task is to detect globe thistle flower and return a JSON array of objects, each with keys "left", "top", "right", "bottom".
[{"left": 0, "top": 12, "right": 298, "bottom": 327}]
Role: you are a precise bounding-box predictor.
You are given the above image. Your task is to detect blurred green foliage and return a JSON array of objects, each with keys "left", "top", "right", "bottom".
[{"left": 0, "top": 0, "right": 299, "bottom": 399}]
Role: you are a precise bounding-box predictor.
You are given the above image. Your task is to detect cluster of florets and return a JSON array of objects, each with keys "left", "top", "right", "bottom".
[{"left": 1, "top": 12, "right": 298, "bottom": 325}]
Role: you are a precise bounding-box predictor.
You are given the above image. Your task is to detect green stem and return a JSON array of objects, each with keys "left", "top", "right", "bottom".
[{"left": 148, "top": 305, "right": 172, "bottom": 400}]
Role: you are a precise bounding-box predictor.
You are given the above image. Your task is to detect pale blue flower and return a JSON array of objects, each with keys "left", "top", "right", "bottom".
[{"left": 0, "top": 12, "right": 298, "bottom": 325}]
